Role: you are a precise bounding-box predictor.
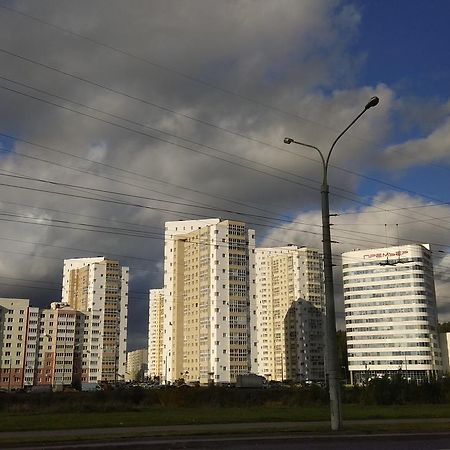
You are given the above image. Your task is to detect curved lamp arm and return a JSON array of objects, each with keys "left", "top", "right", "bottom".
[
  {"left": 285, "top": 96, "right": 379, "bottom": 183},
  {"left": 326, "top": 96, "right": 379, "bottom": 172},
  {"left": 283, "top": 137, "right": 325, "bottom": 169}
]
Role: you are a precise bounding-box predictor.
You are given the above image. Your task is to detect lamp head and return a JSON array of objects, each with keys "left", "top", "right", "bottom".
[
  {"left": 284, "top": 137, "right": 294, "bottom": 144},
  {"left": 365, "top": 96, "right": 379, "bottom": 110}
]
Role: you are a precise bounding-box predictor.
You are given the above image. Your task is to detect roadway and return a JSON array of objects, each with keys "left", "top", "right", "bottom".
[
  {"left": 1, "top": 419, "right": 450, "bottom": 449},
  {"left": 4, "top": 432, "right": 450, "bottom": 450}
]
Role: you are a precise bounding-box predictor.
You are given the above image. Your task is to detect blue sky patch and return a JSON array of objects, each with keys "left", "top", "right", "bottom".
[{"left": 0, "top": 134, "right": 15, "bottom": 156}]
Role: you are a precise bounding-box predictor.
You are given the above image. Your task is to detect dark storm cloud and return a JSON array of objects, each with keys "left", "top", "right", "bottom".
[{"left": 0, "top": 0, "right": 393, "bottom": 348}]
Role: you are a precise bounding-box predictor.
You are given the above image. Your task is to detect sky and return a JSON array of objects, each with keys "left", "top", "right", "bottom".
[{"left": 0, "top": 0, "right": 449, "bottom": 350}]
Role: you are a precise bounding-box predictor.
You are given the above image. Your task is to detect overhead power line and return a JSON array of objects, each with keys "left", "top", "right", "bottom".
[
  {"left": 0, "top": 172, "right": 356, "bottom": 230},
  {"left": 0, "top": 46, "right": 446, "bottom": 208},
  {"left": 338, "top": 201, "right": 450, "bottom": 216},
  {"left": 0, "top": 2, "right": 375, "bottom": 139},
  {"left": 0, "top": 135, "right": 291, "bottom": 224},
  {"left": 2, "top": 82, "right": 448, "bottom": 230},
  {"left": 0, "top": 235, "right": 159, "bottom": 262},
  {"left": 2, "top": 0, "right": 448, "bottom": 182},
  {"left": 0, "top": 29, "right": 448, "bottom": 256},
  {"left": 5, "top": 174, "right": 450, "bottom": 251},
  {"left": 2, "top": 193, "right": 450, "bottom": 254},
  {"left": 0, "top": 82, "right": 374, "bottom": 210}
]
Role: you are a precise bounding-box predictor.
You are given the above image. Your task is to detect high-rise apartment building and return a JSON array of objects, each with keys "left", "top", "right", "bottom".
[
  {"left": 163, "top": 219, "right": 255, "bottom": 384},
  {"left": 343, "top": 244, "right": 442, "bottom": 383},
  {"left": 148, "top": 289, "right": 164, "bottom": 380},
  {"left": 126, "top": 348, "right": 148, "bottom": 381},
  {"left": 254, "top": 246, "right": 325, "bottom": 382},
  {"left": 62, "top": 257, "right": 128, "bottom": 382}
]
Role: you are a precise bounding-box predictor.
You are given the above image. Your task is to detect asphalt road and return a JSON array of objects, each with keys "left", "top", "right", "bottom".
[
  {"left": 2, "top": 420, "right": 450, "bottom": 449},
  {"left": 5, "top": 433, "right": 450, "bottom": 450}
]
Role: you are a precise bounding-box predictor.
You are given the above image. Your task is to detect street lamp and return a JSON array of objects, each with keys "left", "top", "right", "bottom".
[{"left": 284, "top": 96, "right": 379, "bottom": 431}]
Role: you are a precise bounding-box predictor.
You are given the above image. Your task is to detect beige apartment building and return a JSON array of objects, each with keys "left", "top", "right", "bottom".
[
  {"left": 254, "top": 246, "right": 325, "bottom": 382},
  {"left": 148, "top": 289, "right": 164, "bottom": 380},
  {"left": 126, "top": 348, "right": 148, "bottom": 381},
  {"left": 162, "top": 219, "right": 256, "bottom": 384},
  {"left": 62, "top": 257, "right": 129, "bottom": 382}
]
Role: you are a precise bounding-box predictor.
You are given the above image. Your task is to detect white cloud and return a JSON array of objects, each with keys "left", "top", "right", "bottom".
[
  {"left": 383, "top": 116, "right": 450, "bottom": 168},
  {"left": 262, "top": 191, "right": 450, "bottom": 326}
]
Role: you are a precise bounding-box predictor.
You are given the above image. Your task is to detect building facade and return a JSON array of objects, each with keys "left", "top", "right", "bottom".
[
  {"left": 29, "top": 302, "right": 79, "bottom": 389},
  {"left": 0, "top": 298, "right": 30, "bottom": 389},
  {"left": 0, "top": 299, "right": 102, "bottom": 390},
  {"left": 343, "top": 244, "right": 442, "bottom": 383},
  {"left": 439, "top": 332, "right": 450, "bottom": 375},
  {"left": 62, "top": 257, "right": 129, "bottom": 382},
  {"left": 148, "top": 289, "right": 164, "bottom": 380},
  {"left": 254, "top": 246, "right": 325, "bottom": 382},
  {"left": 126, "top": 348, "right": 148, "bottom": 381},
  {"left": 163, "top": 219, "right": 255, "bottom": 384}
]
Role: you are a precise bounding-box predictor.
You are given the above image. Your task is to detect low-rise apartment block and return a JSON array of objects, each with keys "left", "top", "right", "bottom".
[
  {"left": 0, "top": 298, "right": 29, "bottom": 389},
  {"left": 0, "top": 300, "right": 103, "bottom": 390}
]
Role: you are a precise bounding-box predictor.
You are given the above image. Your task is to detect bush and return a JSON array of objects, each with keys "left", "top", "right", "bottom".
[
  {"left": 342, "top": 375, "right": 450, "bottom": 406},
  {"left": 1, "top": 377, "right": 450, "bottom": 413}
]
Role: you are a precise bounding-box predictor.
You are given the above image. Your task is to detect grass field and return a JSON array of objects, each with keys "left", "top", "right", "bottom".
[{"left": 1, "top": 404, "right": 450, "bottom": 432}]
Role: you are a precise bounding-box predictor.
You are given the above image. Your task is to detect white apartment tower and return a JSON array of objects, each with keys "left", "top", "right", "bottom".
[
  {"left": 163, "top": 219, "right": 256, "bottom": 384},
  {"left": 62, "top": 257, "right": 128, "bottom": 382},
  {"left": 148, "top": 288, "right": 164, "bottom": 380},
  {"left": 254, "top": 246, "right": 325, "bottom": 382},
  {"left": 343, "top": 244, "right": 442, "bottom": 383}
]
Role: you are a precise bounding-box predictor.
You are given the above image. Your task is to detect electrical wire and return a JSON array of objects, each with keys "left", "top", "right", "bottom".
[
  {"left": 2, "top": 165, "right": 450, "bottom": 253},
  {"left": 0, "top": 82, "right": 372, "bottom": 209},
  {"left": 0, "top": 3, "right": 354, "bottom": 135},
  {"left": 1, "top": 78, "right": 448, "bottom": 230},
  {"left": 0, "top": 46, "right": 447, "bottom": 208},
  {"left": 2, "top": 0, "right": 448, "bottom": 181}
]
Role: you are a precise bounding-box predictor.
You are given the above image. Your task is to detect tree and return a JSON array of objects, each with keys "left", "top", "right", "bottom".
[{"left": 336, "top": 330, "right": 349, "bottom": 383}]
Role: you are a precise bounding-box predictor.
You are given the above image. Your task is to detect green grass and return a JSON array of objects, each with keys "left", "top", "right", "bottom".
[
  {"left": 344, "top": 403, "right": 450, "bottom": 420},
  {"left": 1, "top": 404, "right": 450, "bottom": 432}
]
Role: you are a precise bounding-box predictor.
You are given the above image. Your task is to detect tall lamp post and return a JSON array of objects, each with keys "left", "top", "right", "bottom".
[{"left": 284, "top": 96, "right": 379, "bottom": 431}]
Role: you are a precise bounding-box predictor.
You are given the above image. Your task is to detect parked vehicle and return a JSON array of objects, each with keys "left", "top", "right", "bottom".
[{"left": 236, "top": 374, "right": 267, "bottom": 388}]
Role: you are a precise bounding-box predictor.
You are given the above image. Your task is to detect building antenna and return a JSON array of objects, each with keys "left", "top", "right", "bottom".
[
  {"left": 396, "top": 224, "right": 400, "bottom": 262},
  {"left": 380, "top": 224, "right": 396, "bottom": 266}
]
